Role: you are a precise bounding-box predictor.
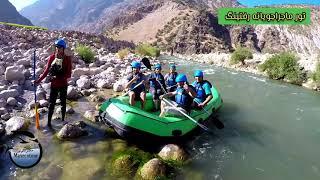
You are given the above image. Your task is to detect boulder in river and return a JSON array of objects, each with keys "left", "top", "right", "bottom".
[
  {"left": 84, "top": 110, "right": 99, "bottom": 122},
  {"left": 57, "top": 123, "right": 88, "bottom": 140},
  {"left": 158, "top": 144, "right": 188, "bottom": 162},
  {"left": 5, "top": 116, "right": 28, "bottom": 135},
  {"left": 139, "top": 158, "right": 167, "bottom": 180}
]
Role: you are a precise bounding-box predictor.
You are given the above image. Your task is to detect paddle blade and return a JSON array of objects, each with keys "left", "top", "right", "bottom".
[
  {"left": 35, "top": 106, "right": 40, "bottom": 129},
  {"left": 141, "top": 57, "right": 151, "bottom": 70}
]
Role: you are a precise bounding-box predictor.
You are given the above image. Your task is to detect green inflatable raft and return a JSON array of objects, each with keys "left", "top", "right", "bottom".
[{"left": 99, "top": 87, "right": 223, "bottom": 141}]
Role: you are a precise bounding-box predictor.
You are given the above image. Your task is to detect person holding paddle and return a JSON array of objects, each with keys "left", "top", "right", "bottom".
[
  {"left": 159, "top": 74, "right": 196, "bottom": 117},
  {"left": 125, "top": 61, "right": 147, "bottom": 110},
  {"left": 149, "top": 63, "right": 166, "bottom": 111},
  {"left": 191, "top": 70, "right": 213, "bottom": 109},
  {"left": 34, "top": 38, "right": 72, "bottom": 128}
]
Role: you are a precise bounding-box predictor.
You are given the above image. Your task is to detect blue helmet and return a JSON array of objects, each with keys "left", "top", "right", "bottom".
[
  {"left": 176, "top": 74, "right": 187, "bottom": 83},
  {"left": 131, "top": 61, "right": 141, "bottom": 69},
  {"left": 169, "top": 64, "right": 176, "bottom": 69},
  {"left": 55, "top": 38, "right": 67, "bottom": 49},
  {"left": 154, "top": 63, "right": 161, "bottom": 70},
  {"left": 194, "top": 70, "right": 204, "bottom": 77}
]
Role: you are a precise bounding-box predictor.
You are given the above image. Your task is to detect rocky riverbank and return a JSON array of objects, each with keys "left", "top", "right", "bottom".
[{"left": 175, "top": 52, "right": 320, "bottom": 91}]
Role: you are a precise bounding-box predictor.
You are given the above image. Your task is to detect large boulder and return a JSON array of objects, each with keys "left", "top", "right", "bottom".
[
  {"left": 67, "top": 86, "right": 80, "bottom": 99},
  {"left": 158, "top": 144, "right": 188, "bottom": 162},
  {"left": 6, "top": 97, "right": 17, "bottom": 106},
  {"left": 72, "top": 68, "right": 90, "bottom": 78},
  {"left": 96, "top": 79, "right": 112, "bottom": 89},
  {"left": 5, "top": 116, "right": 27, "bottom": 135},
  {"left": 16, "top": 58, "right": 31, "bottom": 67},
  {"left": 57, "top": 123, "right": 88, "bottom": 139},
  {"left": 84, "top": 110, "right": 99, "bottom": 122},
  {"left": 0, "top": 89, "right": 19, "bottom": 100},
  {"left": 111, "top": 154, "right": 138, "bottom": 177},
  {"left": 139, "top": 158, "right": 166, "bottom": 180},
  {"left": 76, "top": 78, "right": 91, "bottom": 89},
  {"left": 5, "top": 65, "right": 25, "bottom": 82}
]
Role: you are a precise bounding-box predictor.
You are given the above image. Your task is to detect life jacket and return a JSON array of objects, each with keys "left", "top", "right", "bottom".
[
  {"left": 50, "top": 57, "right": 64, "bottom": 77},
  {"left": 193, "top": 80, "right": 212, "bottom": 102},
  {"left": 149, "top": 73, "right": 165, "bottom": 90},
  {"left": 166, "top": 72, "right": 177, "bottom": 87},
  {"left": 175, "top": 86, "right": 193, "bottom": 110},
  {"left": 129, "top": 73, "right": 145, "bottom": 91}
]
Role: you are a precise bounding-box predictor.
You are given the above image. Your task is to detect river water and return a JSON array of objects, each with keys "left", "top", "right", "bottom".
[{"left": 1, "top": 56, "right": 320, "bottom": 180}]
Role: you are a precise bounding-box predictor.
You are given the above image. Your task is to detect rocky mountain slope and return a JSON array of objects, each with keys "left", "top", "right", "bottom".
[
  {"left": 19, "top": 0, "right": 320, "bottom": 56},
  {"left": 0, "top": 0, "right": 33, "bottom": 25}
]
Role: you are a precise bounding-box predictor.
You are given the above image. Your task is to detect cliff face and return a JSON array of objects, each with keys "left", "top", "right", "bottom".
[{"left": 0, "top": 0, "right": 33, "bottom": 26}]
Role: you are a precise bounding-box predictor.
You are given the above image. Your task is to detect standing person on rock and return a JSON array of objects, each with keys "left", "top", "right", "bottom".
[{"left": 34, "top": 39, "right": 72, "bottom": 128}]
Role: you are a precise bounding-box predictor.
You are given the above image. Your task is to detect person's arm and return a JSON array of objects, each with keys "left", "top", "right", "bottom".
[
  {"left": 199, "top": 83, "right": 213, "bottom": 106},
  {"left": 64, "top": 56, "right": 72, "bottom": 80},
  {"left": 185, "top": 84, "right": 197, "bottom": 98},
  {"left": 125, "top": 75, "right": 137, "bottom": 89},
  {"left": 160, "top": 91, "right": 176, "bottom": 99},
  {"left": 35, "top": 55, "right": 54, "bottom": 84}
]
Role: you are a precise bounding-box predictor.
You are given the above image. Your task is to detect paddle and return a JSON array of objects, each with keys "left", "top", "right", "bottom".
[
  {"left": 141, "top": 57, "right": 152, "bottom": 70},
  {"left": 122, "top": 80, "right": 145, "bottom": 97},
  {"left": 193, "top": 99, "right": 224, "bottom": 129},
  {"left": 33, "top": 50, "right": 40, "bottom": 130},
  {"left": 162, "top": 98, "right": 213, "bottom": 134}
]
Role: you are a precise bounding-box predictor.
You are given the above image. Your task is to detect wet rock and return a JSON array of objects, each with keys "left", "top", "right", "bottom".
[
  {"left": 16, "top": 58, "right": 31, "bottom": 67},
  {"left": 57, "top": 124, "right": 88, "bottom": 139},
  {"left": 113, "top": 82, "right": 124, "bottom": 92},
  {"left": 38, "top": 107, "right": 48, "bottom": 115},
  {"left": 80, "top": 89, "right": 91, "bottom": 96},
  {"left": 28, "top": 101, "right": 40, "bottom": 110},
  {"left": 139, "top": 158, "right": 166, "bottom": 180},
  {"left": 5, "top": 116, "right": 27, "bottom": 135},
  {"left": 39, "top": 100, "right": 49, "bottom": 107},
  {"left": 158, "top": 144, "right": 188, "bottom": 162},
  {"left": 84, "top": 110, "right": 99, "bottom": 122},
  {"left": 62, "top": 157, "right": 103, "bottom": 180},
  {"left": 111, "top": 154, "right": 138, "bottom": 177},
  {"left": 66, "top": 107, "right": 75, "bottom": 114},
  {"left": 67, "top": 86, "right": 80, "bottom": 100},
  {"left": 7, "top": 97, "right": 17, "bottom": 106},
  {"left": 74, "top": 121, "right": 86, "bottom": 128},
  {"left": 0, "top": 108, "right": 8, "bottom": 116},
  {"left": 1, "top": 113, "right": 11, "bottom": 121},
  {"left": 90, "top": 94, "right": 105, "bottom": 103},
  {"left": 72, "top": 68, "right": 90, "bottom": 78},
  {"left": 0, "top": 121, "right": 5, "bottom": 136}
]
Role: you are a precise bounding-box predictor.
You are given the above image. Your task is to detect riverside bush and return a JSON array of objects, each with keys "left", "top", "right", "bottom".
[
  {"left": 311, "top": 62, "right": 320, "bottom": 83},
  {"left": 75, "top": 44, "right": 95, "bottom": 63},
  {"left": 259, "top": 52, "right": 306, "bottom": 85},
  {"left": 230, "top": 47, "right": 253, "bottom": 65},
  {"left": 135, "top": 44, "right": 160, "bottom": 57},
  {"left": 117, "top": 48, "right": 130, "bottom": 60}
]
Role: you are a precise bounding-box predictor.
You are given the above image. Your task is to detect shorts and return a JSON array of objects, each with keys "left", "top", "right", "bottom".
[
  {"left": 150, "top": 88, "right": 164, "bottom": 100},
  {"left": 131, "top": 89, "right": 145, "bottom": 101},
  {"left": 162, "top": 99, "right": 188, "bottom": 117}
]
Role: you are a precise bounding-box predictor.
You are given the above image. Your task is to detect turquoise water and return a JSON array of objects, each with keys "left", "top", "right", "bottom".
[{"left": 176, "top": 58, "right": 320, "bottom": 180}]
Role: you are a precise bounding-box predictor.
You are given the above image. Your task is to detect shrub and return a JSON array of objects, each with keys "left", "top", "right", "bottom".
[
  {"left": 75, "top": 44, "right": 95, "bottom": 63},
  {"left": 311, "top": 62, "right": 320, "bottom": 83},
  {"left": 259, "top": 52, "right": 306, "bottom": 85},
  {"left": 230, "top": 47, "right": 253, "bottom": 65},
  {"left": 135, "top": 43, "right": 160, "bottom": 57},
  {"left": 117, "top": 48, "right": 130, "bottom": 60}
]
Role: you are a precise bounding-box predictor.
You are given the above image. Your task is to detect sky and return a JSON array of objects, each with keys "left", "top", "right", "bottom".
[
  {"left": 9, "top": 0, "right": 38, "bottom": 11},
  {"left": 8, "top": 0, "right": 320, "bottom": 11}
]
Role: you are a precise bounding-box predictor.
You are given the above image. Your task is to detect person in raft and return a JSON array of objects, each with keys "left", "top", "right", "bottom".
[
  {"left": 159, "top": 74, "right": 197, "bottom": 117},
  {"left": 148, "top": 63, "right": 166, "bottom": 111},
  {"left": 34, "top": 38, "right": 72, "bottom": 128},
  {"left": 191, "top": 70, "right": 213, "bottom": 108},
  {"left": 164, "top": 64, "right": 178, "bottom": 93},
  {"left": 125, "top": 61, "right": 147, "bottom": 110}
]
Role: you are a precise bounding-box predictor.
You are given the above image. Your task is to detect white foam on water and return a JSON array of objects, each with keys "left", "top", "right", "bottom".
[
  {"left": 248, "top": 75, "right": 266, "bottom": 82},
  {"left": 203, "top": 69, "right": 215, "bottom": 75}
]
